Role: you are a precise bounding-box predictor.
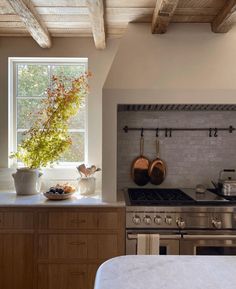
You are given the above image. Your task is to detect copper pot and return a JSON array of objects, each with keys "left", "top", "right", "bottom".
[{"left": 131, "top": 133, "right": 150, "bottom": 186}]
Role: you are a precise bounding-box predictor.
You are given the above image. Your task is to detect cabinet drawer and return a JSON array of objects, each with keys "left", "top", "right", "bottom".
[
  {"left": 97, "top": 212, "right": 119, "bottom": 229},
  {"left": 38, "top": 233, "right": 120, "bottom": 260},
  {"left": 38, "top": 234, "right": 97, "bottom": 259},
  {"left": 38, "top": 264, "right": 88, "bottom": 289},
  {"left": 97, "top": 234, "right": 120, "bottom": 259},
  {"left": 0, "top": 211, "right": 34, "bottom": 229},
  {"left": 48, "top": 212, "right": 97, "bottom": 229}
]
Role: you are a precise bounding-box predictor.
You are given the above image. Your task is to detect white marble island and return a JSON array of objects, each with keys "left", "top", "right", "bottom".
[{"left": 94, "top": 255, "right": 236, "bottom": 289}]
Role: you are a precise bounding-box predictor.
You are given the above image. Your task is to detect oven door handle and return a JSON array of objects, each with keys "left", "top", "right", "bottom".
[
  {"left": 127, "top": 233, "right": 181, "bottom": 240},
  {"left": 183, "top": 235, "right": 236, "bottom": 240}
]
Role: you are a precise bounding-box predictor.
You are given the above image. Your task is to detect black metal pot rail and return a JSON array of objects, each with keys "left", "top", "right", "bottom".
[{"left": 123, "top": 125, "right": 235, "bottom": 137}]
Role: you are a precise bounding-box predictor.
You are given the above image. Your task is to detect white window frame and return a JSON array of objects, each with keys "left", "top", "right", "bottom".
[{"left": 8, "top": 57, "right": 88, "bottom": 170}]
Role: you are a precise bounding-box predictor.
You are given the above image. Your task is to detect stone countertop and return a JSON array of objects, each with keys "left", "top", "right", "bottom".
[
  {"left": 0, "top": 191, "right": 125, "bottom": 207},
  {"left": 94, "top": 255, "right": 236, "bottom": 289}
]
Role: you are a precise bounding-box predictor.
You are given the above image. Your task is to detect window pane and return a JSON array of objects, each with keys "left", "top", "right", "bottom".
[
  {"left": 17, "top": 131, "right": 27, "bottom": 147},
  {"left": 60, "top": 132, "right": 84, "bottom": 163},
  {"left": 17, "top": 132, "right": 85, "bottom": 163},
  {"left": 52, "top": 65, "right": 85, "bottom": 79},
  {"left": 17, "top": 64, "right": 49, "bottom": 97},
  {"left": 69, "top": 104, "right": 85, "bottom": 129},
  {"left": 52, "top": 65, "right": 86, "bottom": 90},
  {"left": 17, "top": 99, "right": 44, "bottom": 129}
]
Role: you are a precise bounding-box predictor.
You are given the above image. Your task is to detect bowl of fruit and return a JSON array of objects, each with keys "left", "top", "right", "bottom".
[{"left": 43, "top": 183, "right": 76, "bottom": 200}]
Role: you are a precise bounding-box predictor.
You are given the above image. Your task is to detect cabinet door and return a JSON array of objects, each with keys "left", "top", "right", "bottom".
[{"left": 0, "top": 234, "right": 34, "bottom": 289}]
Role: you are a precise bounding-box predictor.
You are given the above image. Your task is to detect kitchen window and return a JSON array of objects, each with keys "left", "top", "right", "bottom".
[{"left": 8, "top": 57, "right": 88, "bottom": 168}]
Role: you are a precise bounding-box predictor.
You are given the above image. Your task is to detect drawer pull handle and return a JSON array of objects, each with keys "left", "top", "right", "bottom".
[
  {"left": 70, "top": 271, "right": 86, "bottom": 276},
  {"left": 69, "top": 241, "right": 86, "bottom": 246},
  {"left": 70, "top": 219, "right": 86, "bottom": 224}
]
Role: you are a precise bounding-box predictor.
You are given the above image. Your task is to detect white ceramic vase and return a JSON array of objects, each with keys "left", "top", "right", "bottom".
[
  {"left": 12, "top": 168, "right": 43, "bottom": 195},
  {"left": 78, "top": 177, "right": 96, "bottom": 196}
]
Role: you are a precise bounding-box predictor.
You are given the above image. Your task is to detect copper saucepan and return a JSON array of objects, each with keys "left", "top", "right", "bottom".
[
  {"left": 131, "top": 131, "right": 150, "bottom": 186},
  {"left": 148, "top": 137, "right": 166, "bottom": 185}
]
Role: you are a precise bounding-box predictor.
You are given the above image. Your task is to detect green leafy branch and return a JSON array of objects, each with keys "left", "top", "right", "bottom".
[{"left": 10, "top": 73, "right": 90, "bottom": 168}]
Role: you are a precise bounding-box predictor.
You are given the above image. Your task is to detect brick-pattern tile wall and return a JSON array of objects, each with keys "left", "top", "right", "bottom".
[{"left": 117, "top": 111, "right": 236, "bottom": 199}]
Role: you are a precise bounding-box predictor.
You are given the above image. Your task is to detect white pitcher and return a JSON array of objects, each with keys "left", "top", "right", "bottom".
[{"left": 12, "top": 168, "right": 43, "bottom": 195}]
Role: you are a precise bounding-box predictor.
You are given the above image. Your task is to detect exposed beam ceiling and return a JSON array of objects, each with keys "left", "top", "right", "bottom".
[
  {"left": 86, "top": 0, "right": 105, "bottom": 49},
  {"left": 7, "top": 0, "right": 51, "bottom": 48},
  {"left": 0, "top": 0, "right": 235, "bottom": 48},
  {"left": 152, "top": 0, "right": 179, "bottom": 34},
  {"left": 212, "top": 0, "right": 236, "bottom": 33}
]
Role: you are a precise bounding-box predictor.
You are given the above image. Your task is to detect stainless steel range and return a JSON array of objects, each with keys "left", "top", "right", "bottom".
[{"left": 125, "top": 188, "right": 236, "bottom": 255}]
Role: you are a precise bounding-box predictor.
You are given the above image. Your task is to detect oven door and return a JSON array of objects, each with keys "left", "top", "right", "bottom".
[
  {"left": 180, "top": 231, "right": 236, "bottom": 255},
  {"left": 126, "top": 230, "right": 180, "bottom": 255}
]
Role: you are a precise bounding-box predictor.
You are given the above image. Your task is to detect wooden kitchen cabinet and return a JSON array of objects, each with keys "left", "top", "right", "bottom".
[
  {"left": 0, "top": 209, "right": 35, "bottom": 289},
  {"left": 0, "top": 207, "right": 125, "bottom": 289},
  {"left": 37, "top": 208, "right": 125, "bottom": 289}
]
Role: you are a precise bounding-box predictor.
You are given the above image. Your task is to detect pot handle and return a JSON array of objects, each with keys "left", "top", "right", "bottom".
[
  {"left": 219, "top": 169, "right": 235, "bottom": 180},
  {"left": 156, "top": 138, "right": 160, "bottom": 158},
  {"left": 140, "top": 129, "right": 144, "bottom": 156}
]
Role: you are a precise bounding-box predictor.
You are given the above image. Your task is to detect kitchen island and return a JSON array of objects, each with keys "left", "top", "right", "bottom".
[{"left": 94, "top": 255, "right": 236, "bottom": 289}]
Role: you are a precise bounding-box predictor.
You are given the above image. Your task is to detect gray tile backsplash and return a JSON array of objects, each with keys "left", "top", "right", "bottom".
[{"left": 117, "top": 111, "right": 236, "bottom": 199}]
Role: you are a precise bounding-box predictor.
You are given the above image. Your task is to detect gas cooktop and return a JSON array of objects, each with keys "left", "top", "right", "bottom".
[
  {"left": 126, "top": 188, "right": 231, "bottom": 206},
  {"left": 128, "top": 188, "right": 194, "bottom": 205}
]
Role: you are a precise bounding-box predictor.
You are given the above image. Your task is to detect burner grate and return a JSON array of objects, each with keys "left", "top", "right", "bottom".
[{"left": 128, "top": 188, "right": 194, "bottom": 205}]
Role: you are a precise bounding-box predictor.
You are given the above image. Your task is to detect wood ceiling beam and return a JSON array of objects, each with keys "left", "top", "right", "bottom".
[
  {"left": 7, "top": 0, "right": 51, "bottom": 48},
  {"left": 152, "top": 0, "right": 179, "bottom": 34},
  {"left": 86, "top": 0, "right": 105, "bottom": 49},
  {"left": 212, "top": 0, "right": 236, "bottom": 33}
]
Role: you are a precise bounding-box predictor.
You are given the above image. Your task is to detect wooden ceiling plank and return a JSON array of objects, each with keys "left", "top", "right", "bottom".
[
  {"left": 86, "top": 0, "right": 105, "bottom": 49},
  {"left": 106, "top": 0, "right": 155, "bottom": 8},
  {"left": 41, "top": 14, "right": 90, "bottom": 22},
  {"left": 7, "top": 0, "right": 51, "bottom": 47},
  {"left": 152, "top": 0, "right": 179, "bottom": 33},
  {"left": 175, "top": 7, "right": 219, "bottom": 16},
  {"left": 178, "top": 0, "right": 225, "bottom": 9},
  {"left": 172, "top": 14, "right": 214, "bottom": 23},
  {"left": 36, "top": 7, "right": 88, "bottom": 15},
  {"left": 212, "top": 0, "right": 236, "bottom": 33},
  {"left": 32, "top": 0, "right": 87, "bottom": 7}
]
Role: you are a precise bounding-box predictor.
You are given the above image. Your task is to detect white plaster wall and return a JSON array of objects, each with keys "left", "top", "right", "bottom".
[
  {"left": 102, "top": 23, "right": 236, "bottom": 202},
  {"left": 0, "top": 37, "right": 120, "bottom": 190},
  {"left": 105, "top": 23, "right": 236, "bottom": 90}
]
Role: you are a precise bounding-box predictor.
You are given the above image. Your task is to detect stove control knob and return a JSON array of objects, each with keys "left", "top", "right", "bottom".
[
  {"left": 154, "top": 216, "right": 162, "bottom": 225},
  {"left": 132, "top": 215, "right": 141, "bottom": 225},
  {"left": 212, "top": 219, "right": 222, "bottom": 229},
  {"left": 143, "top": 216, "right": 152, "bottom": 225},
  {"left": 165, "top": 216, "right": 172, "bottom": 225},
  {"left": 176, "top": 218, "right": 186, "bottom": 229}
]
